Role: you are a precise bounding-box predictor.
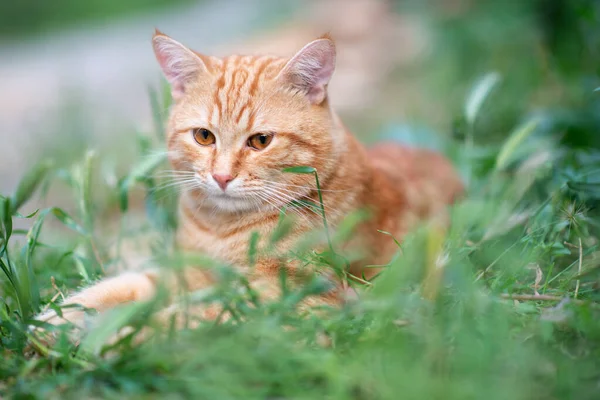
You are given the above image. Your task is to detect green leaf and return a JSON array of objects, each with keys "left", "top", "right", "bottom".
[
  {"left": 495, "top": 118, "right": 540, "bottom": 171},
  {"left": 119, "top": 152, "right": 168, "bottom": 212},
  {"left": 50, "top": 208, "right": 87, "bottom": 235},
  {"left": 79, "top": 150, "right": 95, "bottom": 231},
  {"left": 48, "top": 302, "right": 63, "bottom": 318},
  {"left": 0, "top": 197, "right": 12, "bottom": 257},
  {"left": 130, "top": 152, "right": 168, "bottom": 183},
  {"left": 282, "top": 166, "right": 316, "bottom": 174},
  {"left": 10, "top": 160, "right": 54, "bottom": 214},
  {"left": 26, "top": 213, "right": 46, "bottom": 256},
  {"left": 333, "top": 209, "right": 369, "bottom": 244},
  {"left": 465, "top": 72, "right": 501, "bottom": 126},
  {"left": 118, "top": 177, "right": 130, "bottom": 212},
  {"left": 0, "top": 257, "right": 17, "bottom": 290},
  {"left": 148, "top": 85, "right": 166, "bottom": 142},
  {"left": 248, "top": 231, "right": 260, "bottom": 268},
  {"left": 79, "top": 302, "right": 146, "bottom": 355},
  {"left": 14, "top": 209, "right": 40, "bottom": 219},
  {"left": 73, "top": 254, "right": 91, "bottom": 282},
  {"left": 161, "top": 78, "right": 173, "bottom": 110},
  {"left": 377, "top": 230, "right": 402, "bottom": 248},
  {"left": 567, "top": 181, "right": 600, "bottom": 198},
  {"left": 270, "top": 209, "right": 295, "bottom": 245}
]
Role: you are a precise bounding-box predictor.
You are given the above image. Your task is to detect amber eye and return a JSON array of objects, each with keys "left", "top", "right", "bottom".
[
  {"left": 192, "top": 128, "right": 216, "bottom": 146},
  {"left": 247, "top": 133, "right": 274, "bottom": 150}
]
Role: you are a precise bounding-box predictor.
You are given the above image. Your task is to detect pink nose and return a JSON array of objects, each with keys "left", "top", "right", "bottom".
[{"left": 212, "top": 173, "right": 233, "bottom": 191}]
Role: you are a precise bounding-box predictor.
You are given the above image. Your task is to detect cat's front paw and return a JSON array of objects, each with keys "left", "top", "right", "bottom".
[
  {"left": 35, "top": 304, "right": 89, "bottom": 329},
  {"left": 25, "top": 309, "right": 85, "bottom": 354},
  {"left": 27, "top": 304, "right": 96, "bottom": 348}
]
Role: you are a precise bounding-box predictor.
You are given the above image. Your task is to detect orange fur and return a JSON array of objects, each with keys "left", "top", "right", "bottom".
[{"left": 37, "top": 32, "right": 463, "bottom": 329}]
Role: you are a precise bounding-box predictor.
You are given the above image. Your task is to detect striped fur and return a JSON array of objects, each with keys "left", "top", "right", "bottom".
[{"left": 37, "top": 32, "right": 463, "bottom": 330}]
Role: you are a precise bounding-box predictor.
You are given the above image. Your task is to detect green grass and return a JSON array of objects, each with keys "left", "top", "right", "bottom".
[
  {"left": 0, "top": 0, "right": 194, "bottom": 39},
  {"left": 2, "top": 2, "right": 600, "bottom": 399}
]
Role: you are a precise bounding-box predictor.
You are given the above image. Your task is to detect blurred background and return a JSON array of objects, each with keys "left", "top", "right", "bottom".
[{"left": 0, "top": 0, "right": 598, "bottom": 193}]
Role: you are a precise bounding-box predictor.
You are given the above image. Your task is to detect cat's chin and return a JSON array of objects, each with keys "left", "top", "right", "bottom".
[{"left": 205, "top": 194, "right": 265, "bottom": 214}]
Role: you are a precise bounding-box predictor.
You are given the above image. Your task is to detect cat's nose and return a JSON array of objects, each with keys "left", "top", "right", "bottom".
[{"left": 212, "top": 173, "right": 234, "bottom": 191}]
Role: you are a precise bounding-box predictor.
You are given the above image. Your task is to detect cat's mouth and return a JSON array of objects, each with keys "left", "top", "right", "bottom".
[
  {"left": 212, "top": 192, "right": 240, "bottom": 199},
  {"left": 206, "top": 192, "right": 259, "bottom": 213}
]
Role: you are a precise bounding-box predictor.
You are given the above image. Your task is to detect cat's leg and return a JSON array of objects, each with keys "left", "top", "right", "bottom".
[
  {"left": 142, "top": 262, "right": 345, "bottom": 328},
  {"left": 140, "top": 274, "right": 343, "bottom": 335},
  {"left": 102, "top": 272, "right": 344, "bottom": 348},
  {"left": 37, "top": 271, "right": 160, "bottom": 328},
  {"left": 37, "top": 267, "right": 213, "bottom": 328}
]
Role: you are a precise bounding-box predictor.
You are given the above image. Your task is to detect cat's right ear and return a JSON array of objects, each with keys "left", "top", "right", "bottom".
[{"left": 152, "top": 30, "right": 208, "bottom": 99}]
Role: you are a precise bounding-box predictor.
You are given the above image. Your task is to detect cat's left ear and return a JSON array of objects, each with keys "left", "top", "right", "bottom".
[
  {"left": 277, "top": 34, "right": 336, "bottom": 105},
  {"left": 152, "top": 29, "right": 209, "bottom": 99}
]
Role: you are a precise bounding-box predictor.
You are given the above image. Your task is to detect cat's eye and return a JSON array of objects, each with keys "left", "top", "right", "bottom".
[
  {"left": 192, "top": 128, "right": 216, "bottom": 146},
  {"left": 247, "top": 133, "right": 274, "bottom": 150}
]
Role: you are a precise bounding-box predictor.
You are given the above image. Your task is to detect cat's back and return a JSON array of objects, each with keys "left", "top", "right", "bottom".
[{"left": 367, "top": 143, "right": 463, "bottom": 216}]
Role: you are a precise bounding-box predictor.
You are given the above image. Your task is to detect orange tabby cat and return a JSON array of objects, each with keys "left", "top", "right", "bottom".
[{"left": 37, "top": 31, "right": 463, "bottom": 328}]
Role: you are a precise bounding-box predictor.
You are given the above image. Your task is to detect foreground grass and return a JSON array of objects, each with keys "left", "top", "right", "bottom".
[{"left": 1, "top": 72, "right": 599, "bottom": 399}]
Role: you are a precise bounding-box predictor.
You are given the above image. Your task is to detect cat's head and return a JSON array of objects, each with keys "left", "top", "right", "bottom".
[{"left": 152, "top": 30, "right": 341, "bottom": 214}]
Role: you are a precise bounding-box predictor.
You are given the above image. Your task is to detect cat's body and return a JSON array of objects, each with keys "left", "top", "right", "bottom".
[{"left": 38, "top": 32, "right": 463, "bottom": 328}]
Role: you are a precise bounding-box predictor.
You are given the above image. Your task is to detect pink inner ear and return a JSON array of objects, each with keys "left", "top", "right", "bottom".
[
  {"left": 152, "top": 35, "right": 205, "bottom": 98},
  {"left": 305, "top": 45, "right": 336, "bottom": 87},
  {"left": 280, "top": 39, "right": 336, "bottom": 105}
]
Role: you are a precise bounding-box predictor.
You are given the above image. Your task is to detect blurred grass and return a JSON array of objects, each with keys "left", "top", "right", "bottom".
[
  {"left": 0, "top": 0, "right": 194, "bottom": 39},
  {"left": 379, "top": 0, "right": 600, "bottom": 145},
  {"left": 2, "top": 1, "right": 600, "bottom": 399}
]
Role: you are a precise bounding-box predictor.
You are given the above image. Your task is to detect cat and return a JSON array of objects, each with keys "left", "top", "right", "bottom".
[{"left": 36, "top": 30, "right": 463, "bottom": 330}]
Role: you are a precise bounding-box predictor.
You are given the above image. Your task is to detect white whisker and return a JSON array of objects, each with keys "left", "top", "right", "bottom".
[
  {"left": 257, "top": 188, "right": 318, "bottom": 226},
  {"left": 261, "top": 183, "right": 336, "bottom": 214},
  {"left": 261, "top": 179, "right": 351, "bottom": 193}
]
